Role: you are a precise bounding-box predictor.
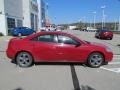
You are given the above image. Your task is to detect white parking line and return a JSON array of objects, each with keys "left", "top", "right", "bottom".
[
  {"left": 109, "top": 62, "right": 120, "bottom": 65},
  {"left": 100, "top": 67, "right": 120, "bottom": 74},
  {"left": 5, "top": 40, "right": 10, "bottom": 42}
]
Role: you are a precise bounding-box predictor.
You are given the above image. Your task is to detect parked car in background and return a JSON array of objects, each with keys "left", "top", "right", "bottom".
[
  {"left": 95, "top": 29, "right": 113, "bottom": 40},
  {"left": 7, "top": 31, "right": 113, "bottom": 68},
  {"left": 12, "top": 27, "right": 35, "bottom": 36}
]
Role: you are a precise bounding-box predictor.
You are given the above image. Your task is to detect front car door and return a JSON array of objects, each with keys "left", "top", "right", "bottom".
[{"left": 55, "top": 35, "right": 83, "bottom": 62}]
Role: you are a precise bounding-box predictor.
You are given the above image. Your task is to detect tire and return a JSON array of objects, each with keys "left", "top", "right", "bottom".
[
  {"left": 110, "top": 38, "right": 112, "bottom": 40},
  {"left": 87, "top": 52, "right": 104, "bottom": 68},
  {"left": 16, "top": 52, "right": 33, "bottom": 67},
  {"left": 98, "top": 36, "right": 101, "bottom": 39},
  {"left": 18, "top": 33, "right": 22, "bottom": 37}
]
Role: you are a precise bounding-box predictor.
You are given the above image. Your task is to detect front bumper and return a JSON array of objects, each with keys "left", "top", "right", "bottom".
[{"left": 105, "top": 52, "right": 113, "bottom": 62}]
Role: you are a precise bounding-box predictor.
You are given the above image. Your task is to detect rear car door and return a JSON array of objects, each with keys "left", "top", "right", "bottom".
[{"left": 31, "top": 34, "right": 59, "bottom": 61}]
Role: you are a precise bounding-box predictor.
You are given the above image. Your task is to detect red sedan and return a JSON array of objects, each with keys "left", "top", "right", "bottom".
[
  {"left": 6, "top": 32, "right": 113, "bottom": 68},
  {"left": 95, "top": 29, "right": 113, "bottom": 40}
]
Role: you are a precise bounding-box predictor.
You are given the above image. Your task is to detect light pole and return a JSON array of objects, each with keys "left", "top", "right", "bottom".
[
  {"left": 83, "top": 16, "right": 86, "bottom": 28},
  {"left": 46, "top": 3, "right": 49, "bottom": 18},
  {"left": 118, "top": 17, "right": 120, "bottom": 31},
  {"left": 101, "top": 5, "right": 106, "bottom": 29},
  {"left": 89, "top": 19, "right": 92, "bottom": 27},
  {"left": 93, "top": 11, "right": 96, "bottom": 29},
  {"left": 45, "top": 3, "right": 51, "bottom": 28},
  {"left": 114, "top": 19, "right": 117, "bottom": 31},
  {"left": 54, "top": 16, "right": 56, "bottom": 27}
]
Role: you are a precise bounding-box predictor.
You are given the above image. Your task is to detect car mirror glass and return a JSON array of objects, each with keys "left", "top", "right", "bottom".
[{"left": 75, "top": 43, "right": 80, "bottom": 47}]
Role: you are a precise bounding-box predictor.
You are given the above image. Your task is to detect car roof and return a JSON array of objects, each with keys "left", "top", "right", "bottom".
[
  {"left": 39, "top": 31, "right": 68, "bottom": 35},
  {"left": 15, "top": 27, "right": 30, "bottom": 29},
  {"left": 26, "top": 31, "right": 71, "bottom": 39},
  {"left": 23, "top": 31, "right": 85, "bottom": 44}
]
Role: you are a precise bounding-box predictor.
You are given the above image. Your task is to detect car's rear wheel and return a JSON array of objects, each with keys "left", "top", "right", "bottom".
[
  {"left": 16, "top": 52, "right": 33, "bottom": 67},
  {"left": 110, "top": 37, "right": 112, "bottom": 40},
  {"left": 87, "top": 52, "right": 104, "bottom": 68}
]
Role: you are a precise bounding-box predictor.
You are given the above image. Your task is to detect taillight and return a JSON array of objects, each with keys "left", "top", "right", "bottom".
[{"left": 104, "top": 32, "right": 108, "bottom": 34}]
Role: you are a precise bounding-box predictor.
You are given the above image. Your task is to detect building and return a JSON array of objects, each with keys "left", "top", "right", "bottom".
[
  {"left": 0, "top": 0, "right": 46, "bottom": 35},
  {"left": 38, "top": 0, "right": 46, "bottom": 28},
  {"left": 68, "top": 25, "right": 77, "bottom": 30}
]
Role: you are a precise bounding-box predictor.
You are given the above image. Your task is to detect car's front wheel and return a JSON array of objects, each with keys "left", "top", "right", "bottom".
[
  {"left": 87, "top": 52, "right": 104, "bottom": 68},
  {"left": 16, "top": 52, "right": 33, "bottom": 67}
]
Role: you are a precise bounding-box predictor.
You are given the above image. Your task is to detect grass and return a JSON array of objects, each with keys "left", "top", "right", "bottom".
[
  {"left": 0, "top": 36, "right": 13, "bottom": 41},
  {"left": 112, "top": 31, "right": 120, "bottom": 34}
]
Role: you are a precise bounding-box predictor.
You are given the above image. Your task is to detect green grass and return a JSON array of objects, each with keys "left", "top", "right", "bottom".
[
  {"left": 0, "top": 36, "right": 13, "bottom": 40},
  {"left": 112, "top": 31, "right": 120, "bottom": 34},
  {"left": 113, "top": 32, "right": 120, "bottom": 34}
]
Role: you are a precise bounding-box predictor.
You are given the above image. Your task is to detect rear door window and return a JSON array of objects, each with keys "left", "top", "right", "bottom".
[{"left": 32, "top": 34, "right": 57, "bottom": 43}]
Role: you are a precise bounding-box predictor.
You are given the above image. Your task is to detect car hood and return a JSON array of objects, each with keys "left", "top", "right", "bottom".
[
  {"left": 90, "top": 42, "right": 107, "bottom": 48},
  {"left": 84, "top": 41, "right": 107, "bottom": 48}
]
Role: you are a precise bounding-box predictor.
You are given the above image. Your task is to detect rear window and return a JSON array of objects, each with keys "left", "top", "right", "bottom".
[{"left": 98, "top": 30, "right": 111, "bottom": 32}]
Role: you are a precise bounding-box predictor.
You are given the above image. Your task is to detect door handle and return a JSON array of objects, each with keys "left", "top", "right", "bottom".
[
  {"left": 52, "top": 47, "right": 56, "bottom": 49},
  {"left": 30, "top": 44, "right": 35, "bottom": 46}
]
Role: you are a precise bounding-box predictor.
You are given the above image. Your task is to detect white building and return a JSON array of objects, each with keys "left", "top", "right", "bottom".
[
  {"left": 38, "top": 0, "right": 46, "bottom": 29},
  {"left": 0, "top": 0, "right": 46, "bottom": 35},
  {"left": 68, "top": 25, "right": 77, "bottom": 30}
]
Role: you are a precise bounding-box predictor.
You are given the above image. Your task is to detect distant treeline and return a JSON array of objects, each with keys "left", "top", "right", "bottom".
[{"left": 58, "top": 22, "right": 119, "bottom": 30}]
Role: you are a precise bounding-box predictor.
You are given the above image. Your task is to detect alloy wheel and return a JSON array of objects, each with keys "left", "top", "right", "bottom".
[
  {"left": 88, "top": 53, "right": 104, "bottom": 68},
  {"left": 16, "top": 52, "right": 33, "bottom": 67}
]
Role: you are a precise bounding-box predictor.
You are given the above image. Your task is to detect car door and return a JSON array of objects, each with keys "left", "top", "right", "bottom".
[
  {"left": 20, "top": 27, "right": 25, "bottom": 35},
  {"left": 55, "top": 35, "right": 83, "bottom": 62},
  {"left": 24, "top": 27, "right": 30, "bottom": 35},
  {"left": 26, "top": 28, "right": 33, "bottom": 35},
  {"left": 31, "top": 34, "right": 60, "bottom": 61}
]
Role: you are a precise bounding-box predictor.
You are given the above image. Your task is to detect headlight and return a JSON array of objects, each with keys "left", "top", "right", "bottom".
[{"left": 106, "top": 47, "right": 112, "bottom": 52}]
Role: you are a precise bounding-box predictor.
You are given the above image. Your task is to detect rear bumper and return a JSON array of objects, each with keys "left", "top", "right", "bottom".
[
  {"left": 6, "top": 47, "right": 16, "bottom": 60},
  {"left": 101, "top": 35, "right": 113, "bottom": 39}
]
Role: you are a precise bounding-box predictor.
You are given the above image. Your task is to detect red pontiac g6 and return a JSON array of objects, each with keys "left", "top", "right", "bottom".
[{"left": 6, "top": 32, "right": 113, "bottom": 68}]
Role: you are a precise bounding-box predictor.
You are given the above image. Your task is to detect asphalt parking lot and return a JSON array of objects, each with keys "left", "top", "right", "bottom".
[{"left": 0, "top": 30, "right": 120, "bottom": 90}]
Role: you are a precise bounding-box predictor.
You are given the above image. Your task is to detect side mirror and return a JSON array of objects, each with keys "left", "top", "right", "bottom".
[{"left": 75, "top": 43, "right": 81, "bottom": 47}]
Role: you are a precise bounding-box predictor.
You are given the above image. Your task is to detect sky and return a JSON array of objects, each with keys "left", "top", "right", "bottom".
[{"left": 44, "top": 0, "right": 120, "bottom": 24}]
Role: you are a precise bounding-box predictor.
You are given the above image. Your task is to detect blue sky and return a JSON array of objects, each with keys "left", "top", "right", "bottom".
[{"left": 44, "top": 0, "right": 120, "bottom": 24}]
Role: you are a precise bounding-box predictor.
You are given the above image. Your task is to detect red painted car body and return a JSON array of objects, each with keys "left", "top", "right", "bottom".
[
  {"left": 6, "top": 32, "right": 113, "bottom": 67},
  {"left": 95, "top": 30, "right": 113, "bottom": 40}
]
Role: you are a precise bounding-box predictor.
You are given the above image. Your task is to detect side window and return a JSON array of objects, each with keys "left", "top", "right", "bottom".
[
  {"left": 58, "top": 35, "right": 79, "bottom": 45},
  {"left": 32, "top": 34, "right": 56, "bottom": 43}
]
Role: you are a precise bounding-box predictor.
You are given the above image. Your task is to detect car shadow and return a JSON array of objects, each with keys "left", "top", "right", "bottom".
[
  {"left": 11, "top": 59, "right": 88, "bottom": 67},
  {"left": 13, "top": 87, "right": 23, "bottom": 90},
  {"left": 34, "top": 62, "right": 88, "bottom": 67},
  {"left": 81, "top": 85, "right": 96, "bottom": 90}
]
